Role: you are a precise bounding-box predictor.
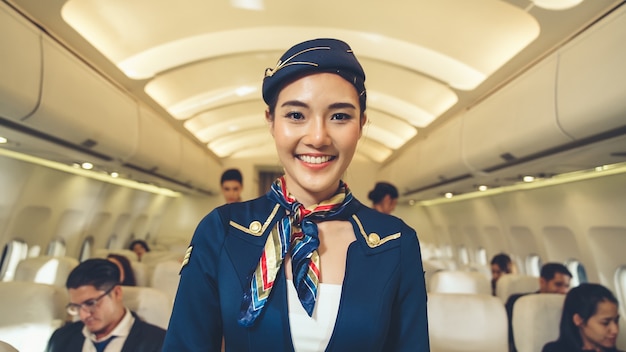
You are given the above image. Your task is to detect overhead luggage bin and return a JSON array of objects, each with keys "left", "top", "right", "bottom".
[
  {"left": 556, "top": 4, "right": 626, "bottom": 139},
  {"left": 175, "top": 137, "right": 215, "bottom": 190},
  {"left": 461, "top": 56, "right": 572, "bottom": 173},
  {"left": 125, "top": 105, "right": 182, "bottom": 178},
  {"left": 23, "top": 36, "right": 139, "bottom": 161},
  {"left": 0, "top": 2, "right": 42, "bottom": 121}
]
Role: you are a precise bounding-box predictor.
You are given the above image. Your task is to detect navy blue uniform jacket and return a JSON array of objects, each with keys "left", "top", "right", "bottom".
[{"left": 163, "top": 195, "right": 429, "bottom": 351}]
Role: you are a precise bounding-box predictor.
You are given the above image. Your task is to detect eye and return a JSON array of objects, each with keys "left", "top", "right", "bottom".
[
  {"left": 285, "top": 111, "right": 304, "bottom": 120},
  {"left": 331, "top": 113, "right": 352, "bottom": 121},
  {"left": 83, "top": 299, "right": 98, "bottom": 308}
]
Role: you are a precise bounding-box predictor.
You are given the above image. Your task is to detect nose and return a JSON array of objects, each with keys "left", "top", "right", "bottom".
[
  {"left": 609, "top": 321, "right": 619, "bottom": 335},
  {"left": 304, "top": 117, "right": 331, "bottom": 148}
]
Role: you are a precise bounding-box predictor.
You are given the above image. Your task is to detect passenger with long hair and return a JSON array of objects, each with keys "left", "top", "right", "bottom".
[
  {"left": 490, "top": 253, "right": 512, "bottom": 296},
  {"left": 163, "top": 38, "right": 429, "bottom": 351},
  {"left": 543, "top": 283, "right": 622, "bottom": 352},
  {"left": 106, "top": 253, "right": 137, "bottom": 286}
]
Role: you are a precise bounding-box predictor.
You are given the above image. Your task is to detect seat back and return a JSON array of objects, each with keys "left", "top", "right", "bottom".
[
  {"left": 150, "top": 260, "right": 181, "bottom": 301},
  {"left": 122, "top": 286, "right": 172, "bottom": 330},
  {"left": 429, "top": 270, "right": 491, "bottom": 295},
  {"left": 93, "top": 248, "right": 139, "bottom": 262},
  {"left": 13, "top": 256, "right": 79, "bottom": 287},
  {"left": 0, "top": 341, "right": 18, "bottom": 352},
  {"left": 496, "top": 274, "right": 539, "bottom": 303},
  {"left": 141, "top": 251, "right": 183, "bottom": 267},
  {"left": 0, "top": 282, "right": 67, "bottom": 352},
  {"left": 130, "top": 261, "right": 150, "bottom": 286},
  {"left": 513, "top": 293, "right": 565, "bottom": 352},
  {"left": 423, "top": 259, "right": 448, "bottom": 292},
  {"left": 428, "top": 293, "right": 508, "bottom": 352}
]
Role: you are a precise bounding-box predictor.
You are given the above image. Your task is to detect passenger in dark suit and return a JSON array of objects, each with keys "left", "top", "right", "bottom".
[
  {"left": 45, "top": 259, "right": 165, "bottom": 352},
  {"left": 163, "top": 38, "right": 429, "bottom": 351},
  {"left": 506, "top": 262, "right": 572, "bottom": 352},
  {"left": 543, "top": 283, "right": 622, "bottom": 352}
]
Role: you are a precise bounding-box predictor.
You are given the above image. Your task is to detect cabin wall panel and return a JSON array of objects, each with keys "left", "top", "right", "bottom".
[
  {"left": 0, "top": 156, "right": 33, "bottom": 245},
  {"left": 415, "top": 172, "right": 626, "bottom": 284},
  {"left": 52, "top": 209, "right": 87, "bottom": 257},
  {"left": 556, "top": 5, "right": 626, "bottom": 138},
  {"left": 543, "top": 226, "right": 583, "bottom": 264},
  {"left": 0, "top": 156, "right": 176, "bottom": 258},
  {"left": 0, "top": 3, "right": 41, "bottom": 121}
]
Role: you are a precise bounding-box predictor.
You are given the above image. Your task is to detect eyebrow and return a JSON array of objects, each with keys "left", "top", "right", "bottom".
[{"left": 280, "top": 100, "right": 357, "bottom": 110}]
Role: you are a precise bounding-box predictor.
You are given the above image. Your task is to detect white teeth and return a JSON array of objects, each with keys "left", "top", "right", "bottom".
[{"left": 299, "top": 155, "right": 332, "bottom": 164}]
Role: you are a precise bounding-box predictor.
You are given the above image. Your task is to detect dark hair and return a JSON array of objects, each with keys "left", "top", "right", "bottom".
[
  {"left": 129, "top": 239, "right": 150, "bottom": 252},
  {"left": 367, "top": 182, "right": 399, "bottom": 204},
  {"left": 541, "top": 262, "right": 572, "bottom": 281},
  {"left": 490, "top": 253, "right": 512, "bottom": 273},
  {"left": 107, "top": 254, "right": 137, "bottom": 286},
  {"left": 220, "top": 169, "right": 243, "bottom": 185},
  {"left": 66, "top": 258, "right": 120, "bottom": 290},
  {"left": 555, "top": 283, "right": 619, "bottom": 350}
]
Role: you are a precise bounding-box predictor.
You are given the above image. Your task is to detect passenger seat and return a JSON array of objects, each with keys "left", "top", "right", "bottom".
[
  {"left": 428, "top": 292, "right": 508, "bottom": 352},
  {"left": 122, "top": 286, "right": 172, "bottom": 330},
  {"left": 13, "top": 256, "right": 79, "bottom": 287},
  {"left": 0, "top": 281, "right": 67, "bottom": 352},
  {"left": 512, "top": 293, "right": 565, "bottom": 352},
  {"left": 495, "top": 274, "right": 539, "bottom": 303},
  {"left": 429, "top": 270, "right": 491, "bottom": 295},
  {"left": 150, "top": 260, "right": 181, "bottom": 302}
]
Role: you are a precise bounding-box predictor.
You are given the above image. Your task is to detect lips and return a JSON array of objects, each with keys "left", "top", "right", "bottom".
[{"left": 297, "top": 155, "right": 335, "bottom": 164}]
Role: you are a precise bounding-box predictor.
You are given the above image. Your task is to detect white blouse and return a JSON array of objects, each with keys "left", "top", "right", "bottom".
[{"left": 287, "top": 279, "right": 342, "bottom": 352}]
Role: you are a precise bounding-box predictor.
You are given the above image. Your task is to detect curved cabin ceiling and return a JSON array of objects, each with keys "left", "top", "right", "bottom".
[{"left": 7, "top": 0, "right": 617, "bottom": 164}]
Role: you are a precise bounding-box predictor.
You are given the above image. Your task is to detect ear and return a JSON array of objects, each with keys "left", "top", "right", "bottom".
[
  {"left": 573, "top": 313, "right": 584, "bottom": 327},
  {"left": 112, "top": 285, "right": 123, "bottom": 302},
  {"left": 265, "top": 109, "right": 275, "bottom": 137}
]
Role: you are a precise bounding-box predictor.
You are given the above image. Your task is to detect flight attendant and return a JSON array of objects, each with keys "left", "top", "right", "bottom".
[{"left": 163, "top": 38, "right": 429, "bottom": 351}]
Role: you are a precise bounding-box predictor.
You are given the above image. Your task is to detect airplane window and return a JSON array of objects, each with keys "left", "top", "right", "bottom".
[
  {"left": 476, "top": 247, "right": 487, "bottom": 265},
  {"left": 615, "top": 266, "right": 626, "bottom": 317},
  {"left": 525, "top": 254, "right": 542, "bottom": 277},
  {"left": 28, "top": 245, "right": 41, "bottom": 258},
  {"left": 566, "top": 259, "right": 588, "bottom": 288},
  {"left": 79, "top": 236, "right": 94, "bottom": 262},
  {"left": 0, "top": 240, "right": 28, "bottom": 281},
  {"left": 46, "top": 238, "right": 66, "bottom": 257}
]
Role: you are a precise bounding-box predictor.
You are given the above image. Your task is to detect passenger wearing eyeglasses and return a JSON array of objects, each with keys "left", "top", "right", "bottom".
[{"left": 45, "top": 258, "right": 165, "bottom": 352}]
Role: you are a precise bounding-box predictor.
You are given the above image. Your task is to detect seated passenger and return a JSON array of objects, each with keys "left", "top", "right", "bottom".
[
  {"left": 107, "top": 254, "right": 137, "bottom": 286},
  {"left": 45, "top": 258, "right": 165, "bottom": 352},
  {"left": 491, "top": 253, "right": 512, "bottom": 296},
  {"left": 220, "top": 168, "right": 244, "bottom": 204},
  {"left": 506, "top": 262, "right": 572, "bottom": 351},
  {"left": 129, "top": 240, "right": 150, "bottom": 262},
  {"left": 367, "top": 181, "right": 399, "bottom": 214},
  {"left": 543, "top": 283, "right": 622, "bottom": 352}
]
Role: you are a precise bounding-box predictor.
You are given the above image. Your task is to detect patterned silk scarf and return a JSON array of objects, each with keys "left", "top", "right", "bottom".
[{"left": 238, "top": 176, "right": 354, "bottom": 327}]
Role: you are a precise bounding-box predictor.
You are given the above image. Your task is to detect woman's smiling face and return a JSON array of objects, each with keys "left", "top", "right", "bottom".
[{"left": 266, "top": 73, "right": 365, "bottom": 206}]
